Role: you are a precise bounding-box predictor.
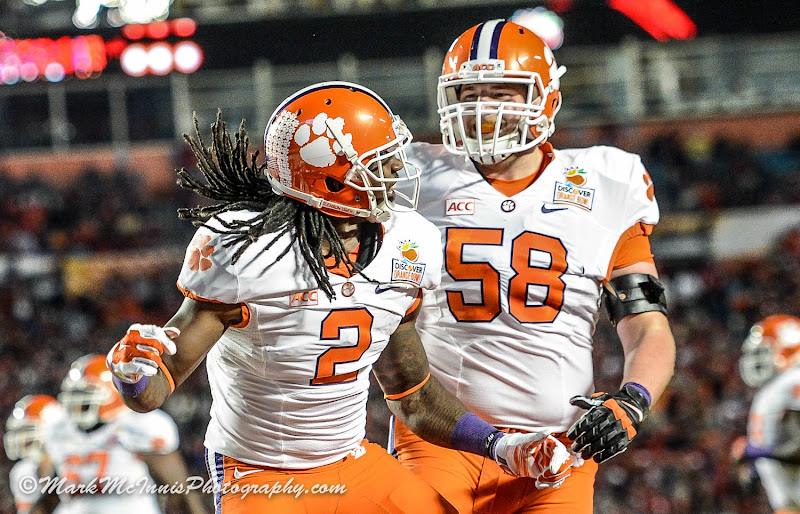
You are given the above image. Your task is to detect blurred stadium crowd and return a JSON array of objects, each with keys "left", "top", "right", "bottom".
[{"left": 2, "top": 130, "right": 800, "bottom": 513}]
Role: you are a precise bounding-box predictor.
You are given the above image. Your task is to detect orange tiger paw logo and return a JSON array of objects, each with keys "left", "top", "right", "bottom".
[
  {"left": 643, "top": 171, "right": 655, "bottom": 201},
  {"left": 187, "top": 234, "right": 215, "bottom": 271}
]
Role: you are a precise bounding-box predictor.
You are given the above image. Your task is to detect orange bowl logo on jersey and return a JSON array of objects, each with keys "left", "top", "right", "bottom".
[
  {"left": 289, "top": 290, "right": 319, "bottom": 307},
  {"left": 564, "top": 167, "right": 587, "bottom": 186},
  {"left": 391, "top": 240, "right": 425, "bottom": 286},
  {"left": 445, "top": 198, "right": 476, "bottom": 216},
  {"left": 554, "top": 169, "right": 595, "bottom": 211}
]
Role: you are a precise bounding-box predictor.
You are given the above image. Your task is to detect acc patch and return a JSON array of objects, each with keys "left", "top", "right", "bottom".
[
  {"left": 445, "top": 198, "right": 475, "bottom": 216},
  {"left": 289, "top": 290, "right": 319, "bottom": 307}
]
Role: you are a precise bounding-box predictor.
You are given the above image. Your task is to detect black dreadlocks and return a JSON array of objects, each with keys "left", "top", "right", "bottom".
[{"left": 176, "top": 111, "right": 380, "bottom": 300}]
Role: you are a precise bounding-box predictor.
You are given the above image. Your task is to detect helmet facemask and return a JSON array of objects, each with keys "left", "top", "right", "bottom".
[
  {"left": 330, "top": 117, "right": 421, "bottom": 222},
  {"left": 438, "top": 61, "right": 565, "bottom": 165},
  {"left": 3, "top": 420, "right": 42, "bottom": 461},
  {"left": 739, "top": 340, "right": 776, "bottom": 387},
  {"left": 58, "top": 385, "right": 111, "bottom": 430}
]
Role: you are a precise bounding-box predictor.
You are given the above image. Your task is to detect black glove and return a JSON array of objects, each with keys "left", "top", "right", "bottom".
[{"left": 566, "top": 384, "right": 650, "bottom": 463}]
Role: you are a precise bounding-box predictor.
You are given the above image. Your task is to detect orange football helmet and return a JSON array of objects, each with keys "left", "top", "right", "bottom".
[
  {"left": 59, "top": 354, "right": 126, "bottom": 429},
  {"left": 4, "top": 394, "right": 58, "bottom": 460},
  {"left": 264, "top": 81, "right": 420, "bottom": 222},
  {"left": 739, "top": 314, "right": 800, "bottom": 387},
  {"left": 438, "top": 19, "right": 566, "bottom": 164}
]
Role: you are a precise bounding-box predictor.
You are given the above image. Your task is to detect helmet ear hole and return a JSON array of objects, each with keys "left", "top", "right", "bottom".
[{"left": 325, "top": 177, "right": 345, "bottom": 192}]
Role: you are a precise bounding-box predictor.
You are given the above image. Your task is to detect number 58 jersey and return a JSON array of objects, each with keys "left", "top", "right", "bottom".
[
  {"left": 177, "top": 209, "right": 442, "bottom": 470},
  {"left": 406, "top": 142, "right": 660, "bottom": 434}
]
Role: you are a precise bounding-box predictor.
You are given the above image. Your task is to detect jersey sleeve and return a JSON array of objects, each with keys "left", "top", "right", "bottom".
[
  {"left": 177, "top": 225, "right": 242, "bottom": 304},
  {"left": 9, "top": 459, "right": 41, "bottom": 513},
  {"left": 622, "top": 156, "right": 660, "bottom": 230},
  {"left": 117, "top": 409, "right": 180, "bottom": 455}
]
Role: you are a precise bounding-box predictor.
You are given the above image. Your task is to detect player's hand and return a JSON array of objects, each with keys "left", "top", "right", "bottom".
[
  {"left": 567, "top": 384, "right": 650, "bottom": 463},
  {"left": 107, "top": 324, "right": 179, "bottom": 383},
  {"left": 491, "top": 432, "right": 573, "bottom": 488}
]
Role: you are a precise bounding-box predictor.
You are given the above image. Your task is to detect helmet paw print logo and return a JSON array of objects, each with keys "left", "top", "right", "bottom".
[
  {"left": 294, "top": 113, "right": 352, "bottom": 168},
  {"left": 187, "top": 234, "right": 215, "bottom": 271}
]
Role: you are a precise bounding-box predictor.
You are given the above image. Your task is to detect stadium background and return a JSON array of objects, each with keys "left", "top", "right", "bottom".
[{"left": 2, "top": 0, "right": 800, "bottom": 511}]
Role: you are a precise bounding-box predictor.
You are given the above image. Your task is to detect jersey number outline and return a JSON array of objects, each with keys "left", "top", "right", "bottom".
[
  {"left": 445, "top": 227, "right": 568, "bottom": 323},
  {"left": 63, "top": 451, "right": 109, "bottom": 487},
  {"left": 311, "top": 308, "right": 374, "bottom": 385}
]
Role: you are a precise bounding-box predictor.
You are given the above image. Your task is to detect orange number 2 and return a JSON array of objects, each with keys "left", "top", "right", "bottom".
[{"left": 311, "top": 308, "right": 374, "bottom": 385}]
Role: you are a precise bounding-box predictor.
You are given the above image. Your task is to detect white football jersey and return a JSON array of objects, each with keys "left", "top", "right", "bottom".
[
  {"left": 41, "top": 409, "right": 178, "bottom": 514},
  {"left": 405, "top": 142, "right": 659, "bottom": 433},
  {"left": 748, "top": 366, "right": 800, "bottom": 509},
  {"left": 177, "top": 208, "right": 442, "bottom": 469},
  {"left": 9, "top": 458, "right": 42, "bottom": 514}
]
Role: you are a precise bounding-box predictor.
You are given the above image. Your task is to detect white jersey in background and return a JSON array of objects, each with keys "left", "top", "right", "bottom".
[
  {"left": 177, "top": 208, "right": 442, "bottom": 469},
  {"left": 9, "top": 457, "right": 48, "bottom": 514},
  {"left": 41, "top": 408, "right": 179, "bottom": 514},
  {"left": 748, "top": 366, "right": 800, "bottom": 509},
  {"left": 406, "top": 141, "right": 660, "bottom": 433}
]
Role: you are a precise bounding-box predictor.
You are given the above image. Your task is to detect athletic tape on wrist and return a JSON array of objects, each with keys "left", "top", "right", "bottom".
[
  {"left": 113, "top": 375, "right": 150, "bottom": 398},
  {"left": 451, "top": 412, "right": 500, "bottom": 458},
  {"left": 622, "top": 381, "right": 652, "bottom": 406}
]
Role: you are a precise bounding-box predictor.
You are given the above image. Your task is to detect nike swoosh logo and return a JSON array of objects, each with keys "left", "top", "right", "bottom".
[
  {"left": 375, "top": 285, "right": 397, "bottom": 294},
  {"left": 541, "top": 205, "right": 568, "bottom": 213},
  {"left": 233, "top": 467, "right": 262, "bottom": 479}
]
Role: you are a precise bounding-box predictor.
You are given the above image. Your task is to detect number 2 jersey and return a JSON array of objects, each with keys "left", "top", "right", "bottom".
[
  {"left": 405, "top": 141, "right": 660, "bottom": 434},
  {"left": 176, "top": 208, "right": 442, "bottom": 469}
]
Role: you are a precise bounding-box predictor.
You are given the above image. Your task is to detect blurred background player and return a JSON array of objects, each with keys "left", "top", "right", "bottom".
[
  {"left": 38, "top": 354, "right": 207, "bottom": 514},
  {"left": 393, "top": 19, "right": 677, "bottom": 513},
  {"left": 105, "top": 82, "right": 572, "bottom": 513},
  {"left": 4, "top": 395, "right": 61, "bottom": 514},
  {"left": 734, "top": 314, "right": 800, "bottom": 513}
]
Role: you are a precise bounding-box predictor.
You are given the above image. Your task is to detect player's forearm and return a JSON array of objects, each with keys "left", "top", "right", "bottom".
[
  {"left": 388, "top": 378, "right": 471, "bottom": 448},
  {"left": 618, "top": 312, "right": 675, "bottom": 404},
  {"left": 115, "top": 370, "right": 172, "bottom": 413}
]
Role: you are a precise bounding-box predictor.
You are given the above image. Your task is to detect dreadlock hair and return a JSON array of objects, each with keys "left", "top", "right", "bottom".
[{"left": 176, "top": 111, "right": 381, "bottom": 300}]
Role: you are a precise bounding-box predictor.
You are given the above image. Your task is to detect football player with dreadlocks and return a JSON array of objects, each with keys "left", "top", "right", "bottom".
[
  {"left": 392, "top": 20, "right": 676, "bottom": 513},
  {"left": 105, "top": 82, "right": 572, "bottom": 513}
]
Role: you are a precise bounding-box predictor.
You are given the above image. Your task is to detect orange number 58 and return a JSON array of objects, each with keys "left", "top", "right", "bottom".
[{"left": 445, "top": 228, "right": 567, "bottom": 323}]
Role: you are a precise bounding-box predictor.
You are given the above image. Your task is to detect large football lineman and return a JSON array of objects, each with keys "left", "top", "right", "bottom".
[
  {"left": 393, "top": 19, "right": 677, "bottom": 513},
  {"left": 106, "top": 82, "right": 572, "bottom": 513},
  {"left": 735, "top": 314, "right": 800, "bottom": 512}
]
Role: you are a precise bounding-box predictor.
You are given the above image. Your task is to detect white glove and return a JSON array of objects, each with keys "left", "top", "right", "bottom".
[
  {"left": 107, "top": 324, "right": 179, "bottom": 383},
  {"left": 492, "top": 432, "right": 574, "bottom": 489}
]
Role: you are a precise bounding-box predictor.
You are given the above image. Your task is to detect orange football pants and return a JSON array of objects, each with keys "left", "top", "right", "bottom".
[
  {"left": 393, "top": 419, "right": 597, "bottom": 514},
  {"left": 205, "top": 440, "right": 457, "bottom": 513}
]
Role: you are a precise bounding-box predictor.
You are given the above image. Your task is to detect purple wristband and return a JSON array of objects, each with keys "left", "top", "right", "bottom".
[
  {"left": 112, "top": 374, "right": 150, "bottom": 398},
  {"left": 451, "top": 412, "right": 502, "bottom": 457},
  {"left": 743, "top": 444, "right": 772, "bottom": 460},
  {"left": 622, "top": 382, "right": 652, "bottom": 406}
]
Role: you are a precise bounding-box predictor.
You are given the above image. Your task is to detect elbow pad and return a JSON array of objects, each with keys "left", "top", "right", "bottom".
[{"left": 603, "top": 273, "right": 667, "bottom": 326}]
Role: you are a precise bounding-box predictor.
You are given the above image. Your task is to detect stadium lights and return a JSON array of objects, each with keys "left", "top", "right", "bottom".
[{"left": 0, "top": 19, "right": 203, "bottom": 84}]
